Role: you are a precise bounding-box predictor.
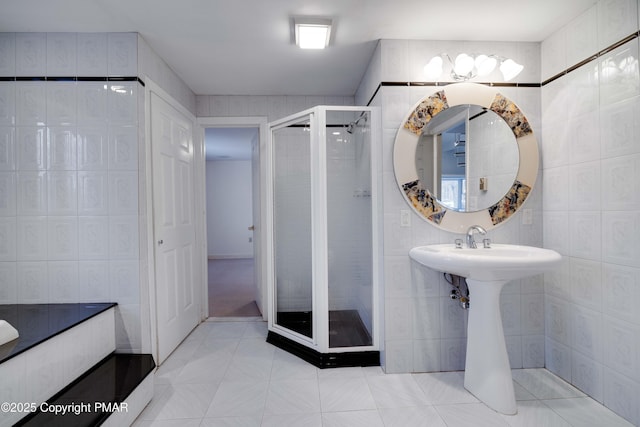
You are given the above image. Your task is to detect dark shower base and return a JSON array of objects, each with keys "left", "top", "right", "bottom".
[{"left": 268, "top": 309, "right": 379, "bottom": 369}]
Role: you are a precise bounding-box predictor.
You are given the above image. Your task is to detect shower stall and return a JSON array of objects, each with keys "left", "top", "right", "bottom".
[{"left": 266, "top": 106, "right": 381, "bottom": 368}]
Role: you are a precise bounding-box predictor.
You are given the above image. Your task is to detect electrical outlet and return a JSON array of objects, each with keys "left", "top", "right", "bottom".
[
  {"left": 400, "top": 210, "right": 411, "bottom": 227},
  {"left": 521, "top": 208, "right": 533, "bottom": 225}
]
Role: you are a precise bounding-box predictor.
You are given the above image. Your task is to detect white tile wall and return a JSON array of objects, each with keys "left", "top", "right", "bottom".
[
  {"left": 0, "top": 32, "right": 167, "bottom": 354},
  {"left": 540, "top": 1, "right": 640, "bottom": 423},
  {"left": 359, "top": 38, "right": 545, "bottom": 376},
  {"left": 15, "top": 33, "right": 47, "bottom": 77}
]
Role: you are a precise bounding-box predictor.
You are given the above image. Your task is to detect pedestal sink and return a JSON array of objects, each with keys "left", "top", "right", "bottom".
[{"left": 409, "top": 243, "right": 561, "bottom": 415}]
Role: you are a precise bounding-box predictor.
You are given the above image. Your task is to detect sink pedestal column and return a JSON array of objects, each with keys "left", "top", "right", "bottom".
[{"left": 464, "top": 278, "right": 517, "bottom": 415}]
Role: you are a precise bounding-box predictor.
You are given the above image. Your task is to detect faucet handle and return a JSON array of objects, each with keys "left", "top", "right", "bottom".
[
  {"left": 483, "top": 238, "right": 491, "bottom": 248},
  {"left": 455, "top": 239, "right": 463, "bottom": 249}
]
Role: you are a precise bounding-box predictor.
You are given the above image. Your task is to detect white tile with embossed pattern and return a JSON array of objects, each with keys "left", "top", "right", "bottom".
[
  {"left": 0, "top": 83, "right": 15, "bottom": 126},
  {"left": 379, "top": 406, "right": 446, "bottom": 427},
  {"left": 47, "top": 216, "right": 78, "bottom": 260},
  {"left": 261, "top": 413, "right": 321, "bottom": 427},
  {"left": 322, "top": 410, "right": 384, "bottom": 427},
  {"left": 502, "top": 400, "right": 572, "bottom": 427},
  {"left": 108, "top": 33, "right": 138, "bottom": 77},
  {"left": 15, "top": 33, "right": 46, "bottom": 76},
  {"left": 109, "top": 126, "right": 138, "bottom": 170},
  {"left": 48, "top": 260, "right": 79, "bottom": 302},
  {"left": 48, "top": 127, "right": 77, "bottom": 170},
  {"left": 77, "top": 33, "right": 108, "bottom": 76},
  {"left": 46, "top": 33, "right": 77, "bottom": 76},
  {"left": 16, "top": 127, "right": 46, "bottom": 170},
  {"left": 319, "top": 376, "right": 377, "bottom": 412},
  {"left": 46, "top": 82, "right": 76, "bottom": 125},
  {"left": 512, "top": 368, "right": 585, "bottom": 399},
  {"left": 270, "top": 348, "right": 319, "bottom": 381},
  {"left": 78, "top": 260, "right": 110, "bottom": 302},
  {"left": 602, "top": 211, "right": 640, "bottom": 268},
  {"left": 16, "top": 82, "right": 46, "bottom": 126},
  {"left": 264, "top": 379, "right": 320, "bottom": 415},
  {"left": 77, "top": 171, "right": 108, "bottom": 215},
  {"left": 602, "top": 154, "right": 640, "bottom": 211},
  {"left": 47, "top": 171, "right": 77, "bottom": 215},
  {"left": 436, "top": 402, "right": 510, "bottom": 427},
  {"left": 544, "top": 396, "right": 634, "bottom": 427},
  {"left": 412, "top": 371, "right": 478, "bottom": 405},
  {"left": 366, "top": 373, "right": 428, "bottom": 408},
  {"left": 16, "top": 216, "right": 47, "bottom": 260},
  {"left": 0, "top": 33, "right": 16, "bottom": 77},
  {"left": 0, "top": 172, "right": 16, "bottom": 216},
  {"left": 140, "top": 383, "right": 219, "bottom": 421},
  {"left": 205, "top": 380, "right": 268, "bottom": 418}
]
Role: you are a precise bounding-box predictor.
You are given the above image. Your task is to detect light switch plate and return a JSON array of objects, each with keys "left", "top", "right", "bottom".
[{"left": 400, "top": 210, "right": 411, "bottom": 227}]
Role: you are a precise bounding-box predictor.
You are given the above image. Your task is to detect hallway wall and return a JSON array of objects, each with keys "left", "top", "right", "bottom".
[{"left": 206, "top": 159, "right": 253, "bottom": 258}]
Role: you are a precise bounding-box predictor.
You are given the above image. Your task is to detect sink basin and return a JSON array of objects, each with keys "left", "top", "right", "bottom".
[
  {"left": 410, "top": 243, "right": 561, "bottom": 415},
  {"left": 409, "top": 244, "right": 562, "bottom": 281}
]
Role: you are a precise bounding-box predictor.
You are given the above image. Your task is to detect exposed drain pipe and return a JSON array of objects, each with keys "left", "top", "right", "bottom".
[{"left": 445, "top": 273, "right": 470, "bottom": 309}]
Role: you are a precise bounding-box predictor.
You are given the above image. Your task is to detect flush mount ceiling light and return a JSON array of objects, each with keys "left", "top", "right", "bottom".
[
  {"left": 294, "top": 17, "right": 332, "bottom": 49},
  {"left": 423, "top": 53, "right": 524, "bottom": 82}
]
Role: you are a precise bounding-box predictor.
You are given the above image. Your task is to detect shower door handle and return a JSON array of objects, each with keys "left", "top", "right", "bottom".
[{"left": 248, "top": 225, "right": 255, "bottom": 231}]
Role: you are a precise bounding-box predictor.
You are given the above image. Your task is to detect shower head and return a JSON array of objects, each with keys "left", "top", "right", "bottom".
[
  {"left": 346, "top": 122, "right": 355, "bottom": 134},
  {"left": 345, "top": 113, "right": 368, "bottom": 134}
]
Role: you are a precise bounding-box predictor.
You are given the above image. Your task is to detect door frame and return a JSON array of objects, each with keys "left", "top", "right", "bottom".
[
  {"left": 143, "top": 78, "right": 204, "bottom": 363},
  {"left": 196, "top": 116, "right": 269, "bottom": 320}
]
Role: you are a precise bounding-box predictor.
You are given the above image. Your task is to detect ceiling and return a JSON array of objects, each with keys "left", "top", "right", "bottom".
[
  {"left": 1, "top": 0, "right": 597, "bottom": 97},
  {"left": 3, "top": 0, "right": 597, "bottom": 159}
]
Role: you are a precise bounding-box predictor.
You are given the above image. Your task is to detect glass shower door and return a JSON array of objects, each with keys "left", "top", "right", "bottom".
[
  {"left": 326, "top": 110, "right": 373, "bottom": 348},
  {"left": 271, "top": 115, "right": 314, "bottom": 339}
]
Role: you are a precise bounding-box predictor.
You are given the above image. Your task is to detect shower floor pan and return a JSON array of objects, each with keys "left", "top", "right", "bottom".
[{"left": 268, "top": 309, "right": 379, "bottom": 369}]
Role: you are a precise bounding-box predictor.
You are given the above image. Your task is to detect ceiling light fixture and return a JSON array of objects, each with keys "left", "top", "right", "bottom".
[
  {"left": 424, "top": 53, "right": 524, "bottom": 82},
  {"left": 294, "top": 17, "right": 332, "bottom": 49}
]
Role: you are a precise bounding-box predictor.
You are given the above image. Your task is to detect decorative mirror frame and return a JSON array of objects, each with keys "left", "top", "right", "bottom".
[{"left": 393, "top": 82, "right": 538, "bottom": 233}]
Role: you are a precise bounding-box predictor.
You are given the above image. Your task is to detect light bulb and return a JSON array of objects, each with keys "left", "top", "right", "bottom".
[
  {"left": 423, "top": 56, "right": 444, "bottom": 79},
  {"left": 454, "top": 53, "right": 475, "bottom": 76},
  {"left": 500, "top": 59, "right": 524, "bottom": 81},
  {"left": 475, "top": 55, "right": 497, "bottom": 76}
]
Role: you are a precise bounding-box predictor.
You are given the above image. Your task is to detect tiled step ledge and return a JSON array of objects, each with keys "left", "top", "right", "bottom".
[
  {"left": 15, "top": 353, "right": 155, "bottom": 427},
  {"left": 0, "top": 304, "right": 116, "bottom": 427}
]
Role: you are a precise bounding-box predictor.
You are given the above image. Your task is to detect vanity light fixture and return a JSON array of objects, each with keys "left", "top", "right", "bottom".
[
  {"left": 294, "top": 17, "right": 332, "bottom": 49},
  {"left": 424, "top": 53, "right": 524, "bottom": 82}
]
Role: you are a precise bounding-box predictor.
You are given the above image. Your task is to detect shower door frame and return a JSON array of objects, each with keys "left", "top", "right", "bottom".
[{"left": 266, "top": 105, "right": 381, "bottom": 356}]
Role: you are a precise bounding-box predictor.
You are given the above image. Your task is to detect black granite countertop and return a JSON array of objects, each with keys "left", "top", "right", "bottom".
[{"left": 0, "top": 303, "right": 117, "bottom": 364}]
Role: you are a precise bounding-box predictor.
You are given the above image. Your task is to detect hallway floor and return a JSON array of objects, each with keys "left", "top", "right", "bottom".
[
  {"left": 132, "top": 320, "right": 633, "bottom": 427},
  {"left": 208, "top": 259, "right": 261, "bottom": 317}
]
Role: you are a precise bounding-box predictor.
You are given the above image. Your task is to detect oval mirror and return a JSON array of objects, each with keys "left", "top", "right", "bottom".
[{"left": 394, "top": 83, "right": 538, "bottom": 233}]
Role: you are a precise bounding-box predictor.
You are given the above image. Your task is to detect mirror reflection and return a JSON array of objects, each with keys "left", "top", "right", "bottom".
[{"left": 415, "top": 104, "right": 519, "bottom": 212}]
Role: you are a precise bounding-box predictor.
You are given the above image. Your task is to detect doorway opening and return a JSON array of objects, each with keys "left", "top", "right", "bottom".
[{"left": 205, "top": 126, "right": 261, "bottom": 318}]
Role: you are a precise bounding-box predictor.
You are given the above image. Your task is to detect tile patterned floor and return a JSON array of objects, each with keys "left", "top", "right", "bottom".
[{"left": 133, "top": 320, "right": 633, "bottom": 427}]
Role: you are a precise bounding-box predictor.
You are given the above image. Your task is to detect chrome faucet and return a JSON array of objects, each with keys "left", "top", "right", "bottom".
[{"left": 466, "top": 225, "right": 487, "bottom": 248}]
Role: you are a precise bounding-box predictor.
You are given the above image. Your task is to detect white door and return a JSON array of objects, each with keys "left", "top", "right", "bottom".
[
  {"left": 250, "top": 132, "right": 262, "bottom": 314},
  {"left": 151, "top": 92, "right": 199, "bottom": 364}
]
